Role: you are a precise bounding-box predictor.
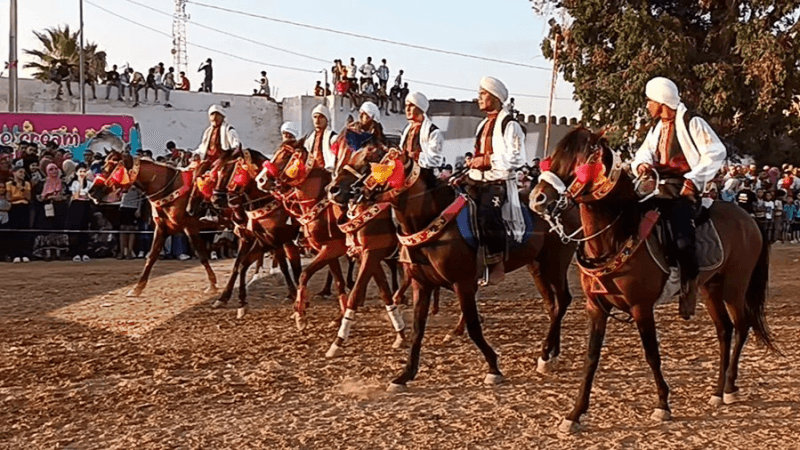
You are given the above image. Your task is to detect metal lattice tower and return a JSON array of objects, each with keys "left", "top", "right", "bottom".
[{"left": 172, "top": 0, "right": 188, "bottom": 74}]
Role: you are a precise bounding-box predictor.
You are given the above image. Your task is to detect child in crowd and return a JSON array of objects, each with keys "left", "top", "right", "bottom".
[
  {"left": 773, "top": 190, "right": 784, "bottom": 243},
  {"left": 753, "top": 188, "right": 766, "bottom": 236},
  {"left": 764, "top": 191, "right": 775, "bottom": 243},
  {"left": 783, "top": 191, "right": 797, "bottom": 244}
]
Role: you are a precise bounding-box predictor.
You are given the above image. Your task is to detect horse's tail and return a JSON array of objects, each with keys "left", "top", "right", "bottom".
[{"left": 744, "top": 230, "right": 779, "bottom": 354}]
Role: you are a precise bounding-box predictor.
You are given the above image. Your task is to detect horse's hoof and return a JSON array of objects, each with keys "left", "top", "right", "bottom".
[
  {"left": 536, "top": 356, "right": 558, "bottom": 374},
  {"left": 211, "top": 300, "right": 226, "bottom": 309},
  {"left": 723, "top": 391, "right": 741, "bottom": 404},
  {"left": 709, "top": 395, "right": 724, "bottom": 407},
  {"left": 126, "top": 288, "right": 142, "bottom": 297},
  {"left": 205, "top": 285, "right": 219, "bottom": 295},
  {"left": 557, "top": 418, "right": 580, "bottom": 435},
  {"left": 325, "top": 343, "right": 344, "bottom": 358},
  {"left": 291, "top": 312, "right": 308, "bottom": 331},
  {"left": 650, "top": 408, "right": 671, "bottom": 422},
  {"left": 391, "top": 334, "right": 407, "bottom": 349},
  {"left": 386, "top": 382, "right": 407, "bottom": 393},
  {"left": 483, "top": 373, "right": 504, "bottom": 385},
  {"left": 236, "top": 307, "right": 247, "bottom": 319}
]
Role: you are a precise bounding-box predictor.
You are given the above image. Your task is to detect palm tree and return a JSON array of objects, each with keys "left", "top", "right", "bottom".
[{"left": 23, "top": 25, "right": 107, "bottom": 98}]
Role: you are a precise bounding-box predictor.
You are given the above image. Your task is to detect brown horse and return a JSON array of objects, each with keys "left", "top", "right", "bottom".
[
  {"left": 209, "top": 148, "right": 303, "bottom": 319},
  {"left": 327, "top": 138, "right": 578, "bottom": 391},
  {"left": 88, "top": 151, "right": 219, "bottom": 297},
  {"left": 257, "top": 138, "right": 412, "bottom": 354},
  {"left": 529, "top": 128, "right": 775, "bottom": 433}
]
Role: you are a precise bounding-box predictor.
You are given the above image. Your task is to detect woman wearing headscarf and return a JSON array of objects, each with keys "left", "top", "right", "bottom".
[
  {"left": 66, "top": 163, "right": 95, "bottom": 262},
  {"left": 33, "top": 163, "right": 69, "bottom": 260},
  {"left": 61, "top": 159, "right": 77, "bottom": 184}
]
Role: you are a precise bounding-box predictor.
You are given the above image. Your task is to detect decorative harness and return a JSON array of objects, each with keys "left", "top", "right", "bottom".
[
  {"left": 105, "top": 157, "right": 192, "bottom": 211},
  {"left": 537, "top": 148, "right": 660, "bottom": 295}
]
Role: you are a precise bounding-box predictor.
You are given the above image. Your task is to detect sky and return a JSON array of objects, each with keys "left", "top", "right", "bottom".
[{"left": 0, "top": 0, "right": 581, "bottom": 119}]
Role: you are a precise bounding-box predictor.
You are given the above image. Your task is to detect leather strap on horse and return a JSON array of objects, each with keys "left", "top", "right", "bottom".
[
  {"left": 339, "top": 203, "right": 390, "bottom": 234},
  {"left": 151, "top": 170, "right": 193, "bottom": 210},
  {"left": 397, "top": 195, "right": 468, "bottom": 247},
  {"left": 576, "top": 210, "right": 660, "bottom": 294},
  {"left": 245, "top": 199, "right": 281, "bottom": 222},
  {"left": 297, "top": 198, "right": 331, "bottom": 226},
  {"left": 566, "top": 149, "right": 623, "bottom": 203}
]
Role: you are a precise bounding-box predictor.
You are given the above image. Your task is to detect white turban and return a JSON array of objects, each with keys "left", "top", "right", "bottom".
[
  {"left": 312, "top": 104, "right": 330, "bottom": 122},
  {"left": 479, "top": 76, "right": 508, "bottom": 103},
  {"left": 645, "top": 77, "right": 681, "bottom": 110},
  {"left": 359, "top": 101, "right": 380, "bottom": 122},
  {"left": 208, "top": 104, "right": 226, "bottom": 117},
  {"left": 280, "top": 121, "right": 300, "bottom": 139},
  {"left": 405, "top": 92, "right": 429, "bottom": 113}
]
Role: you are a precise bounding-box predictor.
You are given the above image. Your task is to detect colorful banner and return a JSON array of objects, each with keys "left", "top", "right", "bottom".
[{"left": 0, "top": 113, "right": 142, "bottom": 161}]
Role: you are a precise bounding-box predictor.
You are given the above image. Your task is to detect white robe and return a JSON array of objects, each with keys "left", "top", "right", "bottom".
[
  {"left": 303, "top": 128, "right": 337, "bottom": 171},
  {"left": 631, "top": 103, "right": 726, "bottom": 190},
  {"left": 399, "top": 115, "right": 444, "bottom": 170},
  {"left": 194, "top": 121, "right": 241, "bottom": 159}
]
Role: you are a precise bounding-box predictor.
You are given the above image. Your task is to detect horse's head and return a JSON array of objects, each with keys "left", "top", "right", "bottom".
[
  {"left": 88, "top": 149, "right": 134, "bottom": 203},
  {"left": 530, "top": 127, "right": 621, "bottom": 217},
  {"left": 212, "top": 149, "right": 266, "bottom": 209},
  {"left": 256, "top": 139, "right": 306, "bottom": 193},
  {"left": 327, "top": 129, "right": 395, "bottom": 206}
]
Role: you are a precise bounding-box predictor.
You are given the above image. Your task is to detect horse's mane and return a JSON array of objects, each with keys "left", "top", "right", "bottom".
[{"left": 554, "top": 127, "right": 596, "bottom": 166}]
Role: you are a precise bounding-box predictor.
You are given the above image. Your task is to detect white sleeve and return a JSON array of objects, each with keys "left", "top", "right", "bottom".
[
  {"left": 496, "top": 121, "right": 525, "bottom": 172},
  {"left": 684, "top": 117, "right": 726, "bottom": 187},
  {"left": 422, "top": 128, "right": 444, "bottom": 168},
  {"left": 631, "top": 126, "right": 659, "bottom": 175},
  {"left": 228, "top": 127, "right": 242, "bottom": 150}
]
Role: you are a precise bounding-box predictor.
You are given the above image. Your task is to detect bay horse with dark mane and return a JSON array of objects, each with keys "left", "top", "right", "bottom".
[
  {"left": 209, "top": 148, "right": 303, "bottom": 319},
  {"left": 327, "top": 137, "right": 578, "bottom": 390},
  {"left": 88, "top": 150, "right": 220, "bottom": 296},
  {"left": 257, "top": 139, "right": 410, "bottom": 353},
  {"left": 529, "top": 127, "right": 776, "bottom": 433}
]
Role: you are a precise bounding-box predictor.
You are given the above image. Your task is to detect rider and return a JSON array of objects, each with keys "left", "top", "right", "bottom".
[
  {"left": 354, "top": 101, "right": 386, "bottom": 145},
  {"left": 467, "top": 76, "right": 526, "bottom": 286},
  {"left": 280, "top": 121, "right": 301, "bottom": 143},
  {"left": 189, "top": 104, "right": 242, "bottom": 214},
  {"left": 303, "top": 104, "right": 338, "bottom": 172},
  {"left": 400, "top": 91, "right": 444, "bottom": 188},
  {"left": 631, "top": 76, "right": 726, "bottom": 320}
]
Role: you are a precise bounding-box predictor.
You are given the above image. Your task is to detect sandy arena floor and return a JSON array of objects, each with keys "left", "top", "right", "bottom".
[{"left": 1, "top": 246, "right": 799, "bottom": 449}]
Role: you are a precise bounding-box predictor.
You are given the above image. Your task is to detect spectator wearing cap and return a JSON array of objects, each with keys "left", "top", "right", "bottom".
[
  {"left": 400, "top": 91, "right": 444, "bottom": 188},
  {"left": 6, "top": 161, "right": 32, "bottom": 262}
]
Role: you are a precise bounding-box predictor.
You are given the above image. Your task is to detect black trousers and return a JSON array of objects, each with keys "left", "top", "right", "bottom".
[
  {"left": 465, "top": 181, "right": 507, "bottom": 261},
  {"left": 655, "top": 196, "right": 699, "bottom": 280}
]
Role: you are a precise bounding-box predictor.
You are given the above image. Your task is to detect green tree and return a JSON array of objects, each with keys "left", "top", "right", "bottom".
[
  {"left": 534, "top": 0, "right": 800, "bottom": 164},
  {"left": 23, "top": 25, "right": 107, "bottom": 85}
]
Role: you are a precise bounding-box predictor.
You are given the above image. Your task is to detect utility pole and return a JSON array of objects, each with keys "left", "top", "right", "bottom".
[
  {"left": 543, "top": 19, "right": 561, "bottom": 157},
  {"left": 8, "top": 0, "right": 18, "bottom": 112},
  {"left": 79, "top": 0, "right": 86, "bottom": 114}
]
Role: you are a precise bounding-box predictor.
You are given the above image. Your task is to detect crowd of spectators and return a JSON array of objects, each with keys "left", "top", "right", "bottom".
[
  {"left": 0, "top": 140, "right": 233, "bottom": 264},
  {"left": 323, "top": 57, "right": 409, "bottom": 116}
]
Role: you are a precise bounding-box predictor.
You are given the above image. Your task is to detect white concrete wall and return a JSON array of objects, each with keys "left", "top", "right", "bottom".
[{"left": 0, "top": 77, "right": 283, "bottom": 156}]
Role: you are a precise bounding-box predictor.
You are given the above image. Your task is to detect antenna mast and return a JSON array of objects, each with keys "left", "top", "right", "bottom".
[{"left": 172, "top": 0, "right": 188, "bottom": 74}]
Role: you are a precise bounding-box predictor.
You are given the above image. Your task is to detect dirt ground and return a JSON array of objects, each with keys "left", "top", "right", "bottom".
[{"left": 1, "top": 246, "right": 799, "bottom": 450}]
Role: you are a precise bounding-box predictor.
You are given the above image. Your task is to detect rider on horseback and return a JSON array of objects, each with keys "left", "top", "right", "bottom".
[
  {"left": 631, "top": 77, "right": 726, "bottom": 319},
  {"left": 467, "top": 76, "right": 526, "bottom": 286},
  {"left": 280, "top": 121, "right": 301, "bottom": 143},
  {"left": 354, "top": 102, "right": 386, "bottom": 145},
  {"left": 303, "top": 104, "right": 337, "bottom": 172},
  {"left": 188, "top": 104, "right": 242, "bottom": 214},
  {"left": 400, "top": 91, "right": 444, "bottom": 189}
]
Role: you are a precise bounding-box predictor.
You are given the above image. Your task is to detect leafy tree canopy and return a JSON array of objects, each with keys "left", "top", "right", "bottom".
[
  {"left": 23, "top": 25, "right": 107, "bottom": 83},
  {"left": 534, "top": 0, "right": 800, "bottom": 164}
]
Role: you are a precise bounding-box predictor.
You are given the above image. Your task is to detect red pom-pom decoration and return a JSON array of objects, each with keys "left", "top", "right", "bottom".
[{"left": 575, "top": 161, "right": 605, "bottom": 184}]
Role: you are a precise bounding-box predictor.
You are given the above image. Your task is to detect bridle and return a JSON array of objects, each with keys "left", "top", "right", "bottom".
[{"left": 536, "top": 144, "right": 624, "bottom": 243}]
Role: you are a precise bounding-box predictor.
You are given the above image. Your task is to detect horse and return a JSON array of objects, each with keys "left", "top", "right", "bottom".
[
  {"left": 327, "top": 137, "right": 578, "bottom": 391},
  {"left": 88, "top": 150, "right": 219, "bottom": 297},
  {"left": 257, "top": 138, "right": 411, "bottom": 354},
  {"left": 529, "top": 127, "right": 776, "bottom": 433},
  {"left": 209, "top": 148, "right": 303, "bottom": 319}
]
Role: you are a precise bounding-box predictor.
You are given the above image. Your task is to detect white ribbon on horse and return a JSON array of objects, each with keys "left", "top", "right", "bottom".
[{"left": 502, "top": 178, "right": 525, "bottom": 243}]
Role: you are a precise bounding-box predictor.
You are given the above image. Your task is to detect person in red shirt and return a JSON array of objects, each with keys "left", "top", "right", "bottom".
[{"left": 178, "top": 71, "right": 191, "bottom": 91}]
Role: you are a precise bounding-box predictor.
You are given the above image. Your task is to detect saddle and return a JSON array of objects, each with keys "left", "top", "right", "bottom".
[{"left": 455, "top": 194, "right": 536, "bottom": 252}]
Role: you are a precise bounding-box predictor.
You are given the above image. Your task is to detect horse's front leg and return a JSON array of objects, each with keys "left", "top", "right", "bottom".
[
  {"left": 632, "top": 305, "right": 672, "bottom": 422},
  {"left": 528, "top": 262, "right": 572, "bottom": 374},
  {"left": 128, "top": 222, "right": 167, "bottom": 297},
  {"left": 389, "top": 279, "right": 433, "bottom": 391},
  {"left": 293, "top": 243, "right": 345, "bottom": 331},
  {"left": 212, "top": 235, "right": 255, "bottom": 308}
]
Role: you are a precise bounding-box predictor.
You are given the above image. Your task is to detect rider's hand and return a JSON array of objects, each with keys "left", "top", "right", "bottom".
[
  {"left": 637, "top": 163, "right": 654, "bottom": 176},
  {"left": 680, "top": 179, "right": 698, "bottom": 202}
]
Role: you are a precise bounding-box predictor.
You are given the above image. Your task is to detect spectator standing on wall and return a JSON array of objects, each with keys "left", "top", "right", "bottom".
[
  {"left": 199, "top": 58, "right": 213, "bottom": 93},
  {"left": 104, "top": 64, "right": 123, "bottom": 101},
  {"left": 359, "top": 56, "right": 376, "bottom": 91},
  {"left": 129, "top": 68, "right": 145, "bottom": 107},
  {"left": 314, "top": 81, "right": 325, "bottom": 97},
  {"left": 66, "top": 163, "right": 94, "bottom": 262},
  {"left": 346, "top": 57, "right": 358, "bottom": 93},
  {"left": 376, "top": 59, "right": 390, "bottom": 93},
  {"left": 119, "top": 67, "right": 131, "bottom": 102},
  {"left": 256, "top": 71, "right": 270, "bottom": 97},
  {"left": 52, "top": 62, "right": 73, "bottom": 100},
  {"left": 394, "top": 69, "right": 404, "bottom": 89},
  {"left": 6, "top": 162, "right": 31, "bottom": 263}
]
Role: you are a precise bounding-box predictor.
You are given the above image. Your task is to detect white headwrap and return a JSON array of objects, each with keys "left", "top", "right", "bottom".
[
  {"left": 359, "top": 101, "right": 381, "bottom": 122},
  {"left": 645, "top": 77, "right": 681, "bottom": 110},
  {"left": 312, "top": 104, "right": 331, "bottom": 122},
  {"left": 405, "top": 92, "right": 429, "bottom": 113},
  {"left": 208, "top": 104, "right": 226, "bottom": 117},
  {"left": 280, "top": 121, "right": 300, "bottom": 139},
  {"left": 479, "top": 76, "right": 508, "bottom": 103}
]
